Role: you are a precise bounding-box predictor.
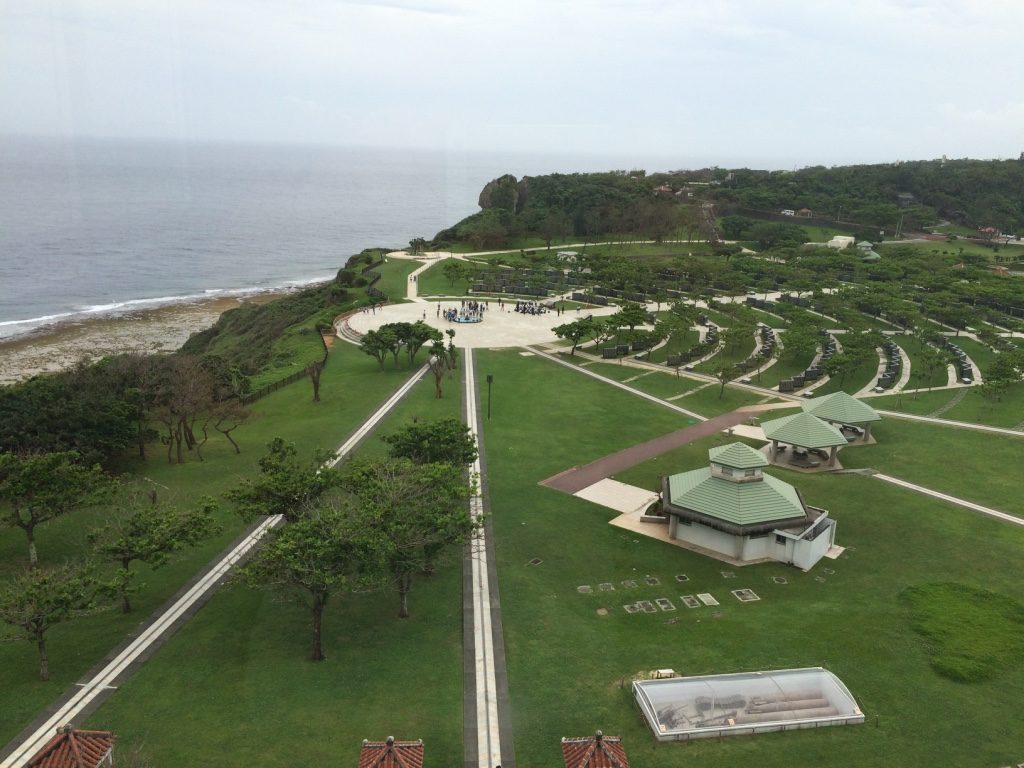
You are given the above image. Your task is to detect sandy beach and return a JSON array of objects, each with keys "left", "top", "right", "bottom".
[{"left": 0, "top": 292, "right": 292, "bottom": 384}]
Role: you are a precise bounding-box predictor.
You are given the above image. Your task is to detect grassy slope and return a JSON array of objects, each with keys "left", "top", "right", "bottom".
[{"left": 476, "top": 350, "right": 1024, "bottom": 768}]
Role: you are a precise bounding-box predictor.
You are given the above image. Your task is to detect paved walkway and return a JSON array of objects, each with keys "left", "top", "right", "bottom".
[
  {"left": 462, "top": 349, "right": 514, "bottom": 768},
  {"left": 0, "top": 367, "right": 431, "bottom": 768},
  {"left": 873, "top": 473, "right": 1023, "bottom": 527},
  {"left": 541, "top": 410, "right": 753, "bottom": 494}
]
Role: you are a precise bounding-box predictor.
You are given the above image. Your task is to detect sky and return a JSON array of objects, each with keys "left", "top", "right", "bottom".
[{"left": 2, "top": 0, "right": 1023, "bottom": 168}]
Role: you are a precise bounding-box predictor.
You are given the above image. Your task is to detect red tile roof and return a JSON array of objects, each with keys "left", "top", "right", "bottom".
[
  {"left": 561, "top": 731, "right": 629, "bottom": 768},
  {"left": 26, "top": 726, "right": 115, "bottom": 768},
  {"left": 358, "top": 736, "right": 424, "bottom": 768}
]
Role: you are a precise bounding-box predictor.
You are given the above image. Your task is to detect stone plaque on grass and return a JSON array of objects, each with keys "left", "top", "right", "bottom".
[
  {"left": 675, "top": 574, "right": 689, "bottom": 582},
  {"left": 732, "top": 589, "right": 760, "bottom": 602},
  {"left": 637, "top": 600, "right": 657, "bottom": 613},
  {"left": 577, "top": 585, "right": 592, "bottom": 594},
  {"left": 599, "top": 582, "right": 615, "bottom": 592},
  {"left": 655, "top": 598, "right": 676, "bottom": 612},
  {"left": 696, "top": 593, "right": 719, "bottom": 606},
  {"left": 680, "top": 595, "right": 702, "bottom": 609},
  {"left": 645, "top": 576, "right": 660, "bottom": 586}
]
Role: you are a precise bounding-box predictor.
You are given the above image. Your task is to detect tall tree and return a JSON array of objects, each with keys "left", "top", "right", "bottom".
[
  {"left": 552, "top": 317, "right": 596, "bottom": 356},
  {"left": 0, "top": 451, "right": 109, "bottom": 566},
  {"left": 382, "top": 418, "right": 478, "bottom": 467},
  {"left": 89, "top": 494, "right": 220, "bottom": 613},
  {"left": 227, "top": 438, "right": 339, "bottom": 524},
  {"left": 341, "top": 458, "right": 477, "bottom": 618},
  {"left": 238, "top": 508, "right": 384, "bottom": 661},
  {"left": 0, "top": 562, "right": 98, "bottom": 680}
]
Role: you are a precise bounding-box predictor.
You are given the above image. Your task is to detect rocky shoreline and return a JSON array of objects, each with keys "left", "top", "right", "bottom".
[{"left": 0, "top": 292, "right": 290, "bottom": 384}]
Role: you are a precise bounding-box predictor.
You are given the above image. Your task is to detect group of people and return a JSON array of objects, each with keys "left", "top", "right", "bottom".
[
  {"left": 439, "top": 299, "right": 486, "bottom": 323},
  {"left": 514, "top": 300, "right": 548, "bottom": 315}
]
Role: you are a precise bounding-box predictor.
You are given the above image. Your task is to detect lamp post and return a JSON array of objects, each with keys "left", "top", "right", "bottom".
[{"left": 486, "top": 374, "right": 493, "bottom": 420}]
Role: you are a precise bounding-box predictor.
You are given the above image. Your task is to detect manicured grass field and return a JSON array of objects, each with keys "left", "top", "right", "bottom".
[
  {"left": 83, "top": 366, "right": 466, "bottom": 766},
  {"left": 837, "top": 417, "right": 1024, "bottom": 515},
  {"left": 755, "top": 347, "right": 815, "bottom": 390},
  {"left": 373, "top": 257, "right": 423, "bottom": 302},
  {"left": 0, "top": 341, "right": 428, "bottom": 746},
  {"left": 899, "top": 335, "right": 951, "bottom": 390},
  {"left": 475, "top": 349, "right": 1024, "bottom": 768},
  {"left": 416, "top": 257, "right": 471, "bottom": 298}
]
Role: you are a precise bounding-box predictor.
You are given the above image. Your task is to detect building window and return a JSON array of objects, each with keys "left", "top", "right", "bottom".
[
  {"left": 775, "top": 534, "right": 787, "bottom": 545},
  {"left": 720, "top": 466, "right": 733, "bottom": 476},
  {"left": 744, "top": 469, "right": 756, "bottom": 477}
]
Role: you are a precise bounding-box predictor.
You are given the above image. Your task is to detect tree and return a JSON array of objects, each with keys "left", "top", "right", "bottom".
[
  {"left": 711, "top": 361, "right": 739, "bottom": 399},
  {"left": 0, "top": 562, "right": 98, "bottom": 680},
  {"left": 341, "top": 457, "right": 478, "bottom": 618},
  {"left": 360, "top": 328, "right": 398, "bottom": 370},
  {"left": 306, "top": 360, "right": 324, "bottom": 402},
  {"left": 382, "top": 418, "right": 478, "bottom": 467},
  {"left": 427, "top": 345, "right": 447, "bottom": 400},
  {"left": 0, "top": 451, "right": 109, "bottom": 566},
  {"left": 238, "top": 508, "right": 384, "bottom": 661},
  {"left": 405, "top": 321, "right": 442, "bottom": 366},
  {"left": 442, "top": 258, "right": 466, "bottom": 287},
  {"left": 552, "top": 317, "right": 596, "bottom": 356},
  {"left": 89, "top": 494, "right": 220, "bottom": 613},
  {"left": 227, "top": 438, "right": 339, "bottom": 524},
  {"left": 612, "top": 301, "right": 649, "bottom": 334},
  {"left": 408, "top": 237, "right": 427, "bottom": 254},
  {"left": 538, "top": 211, "right": 570, "bottom": 249}
]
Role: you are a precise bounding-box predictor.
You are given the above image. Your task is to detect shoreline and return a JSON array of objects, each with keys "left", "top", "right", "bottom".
[{"left": 0, "top": 289, "right": 303, "bottom": 384}]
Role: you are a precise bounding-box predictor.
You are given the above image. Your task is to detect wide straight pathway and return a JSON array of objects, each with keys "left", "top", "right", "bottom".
[
  {"left": 0, "top": 366, "right": 430, "bottom": 768},
  {"left": 462, "top": 349, "right": 514, "bottom": 768}
]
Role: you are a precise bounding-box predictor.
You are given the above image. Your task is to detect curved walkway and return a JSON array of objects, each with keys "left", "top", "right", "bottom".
[{"left": 0, "top": 367, "right": 431, "bottom": 768}]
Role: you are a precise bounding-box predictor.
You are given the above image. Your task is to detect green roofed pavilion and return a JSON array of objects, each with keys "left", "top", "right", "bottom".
[
  {"left": 761, "top": 411, "right": 846, "bottom": 467},
  {"left": 659, "top": 443, "right": 837, "bottom": 568},
  {"left": 666, "top": 467, "right": 806, "bottom": 532},
  {"left": 801, "top": 391, "right": 881, "bottom": 442}
]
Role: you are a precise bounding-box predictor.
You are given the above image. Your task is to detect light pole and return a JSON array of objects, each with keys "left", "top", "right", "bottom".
[{"left": 486, "top": 374, "right": 493, "bottom": 420}]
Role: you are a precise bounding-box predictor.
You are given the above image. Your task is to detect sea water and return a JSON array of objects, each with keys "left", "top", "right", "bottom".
[{"left": 0, "top": 136, "right": 683, "bottom": 340}]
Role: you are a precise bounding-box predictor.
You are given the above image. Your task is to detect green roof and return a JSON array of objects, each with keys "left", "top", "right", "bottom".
[
  {"left": 708, "top": 442, "right": 768, "bottom": 470},
  {"left": 802, "top": 391, "right": 881, "bottom": 425},
  {"left": 761, "top": 412, "right": 847, "bottom": 449},
  {"left": 666, "top": 468, "right": 806, "bottom": 528}
]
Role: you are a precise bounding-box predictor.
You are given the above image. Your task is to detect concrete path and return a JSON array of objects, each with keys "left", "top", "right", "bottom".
[
  {"left": 0, "top": 367, "right": 431, "bottom": 768},
  {"left": 463, "top": 349, "right": 514, "bottom": 768},
  {"left": 529, "top": 346, "right": 707, "bottom": 421},
  {"left": 873, "top": 473, "right": 1023, "bottom": 527}
]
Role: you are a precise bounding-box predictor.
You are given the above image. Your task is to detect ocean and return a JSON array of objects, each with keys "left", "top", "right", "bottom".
[{"left": 0, "top": 136, "right": 687, "bottom": 340}]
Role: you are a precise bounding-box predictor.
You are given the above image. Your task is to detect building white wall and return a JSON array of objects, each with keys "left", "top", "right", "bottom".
[{"left": 669, "top": 516, "right": 835, "bottom": 571}]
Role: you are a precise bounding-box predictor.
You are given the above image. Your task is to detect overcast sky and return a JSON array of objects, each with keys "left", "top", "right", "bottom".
[{"left": 2, "top": 0, "right": 1023, "bottom": 168}]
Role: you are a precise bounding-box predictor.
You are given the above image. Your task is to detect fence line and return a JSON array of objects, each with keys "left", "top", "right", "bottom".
[{"left": 239, "top": 331, "right": 329, "bottom": 405}]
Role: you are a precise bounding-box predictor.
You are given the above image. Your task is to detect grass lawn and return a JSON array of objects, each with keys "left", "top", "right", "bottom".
[
  {"left": 837, "top": 418, "right": 1024, "bottom": 515},
  {"left": 694, "top": 336, "right": 758, "bottom": 375},
  {"left": 0, "top": 341, "right": 432, "bottom": 747},
  {"left": 647, "top": 329, "right": 700, "bottom": 364},
  {"left": 78, "top": 355, "right": 466, "bottom": 765},
  {"left": 811, "top": 355, "right": 878, "bottom": 396},
  {"left": 896, "top": 335, "right": 949, "bottom": 390},
  {"left": 756, "top": 348, "right": 815, "bottom": 390},
  {"left": 373, "top": 257, "right": 423, "bottom": 302},
  {"left": 476, "top": 350, "right": 1024, "bottom": 768},
  {"left": 416, "top": 258, "right": 473, "bottom": 298}
]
